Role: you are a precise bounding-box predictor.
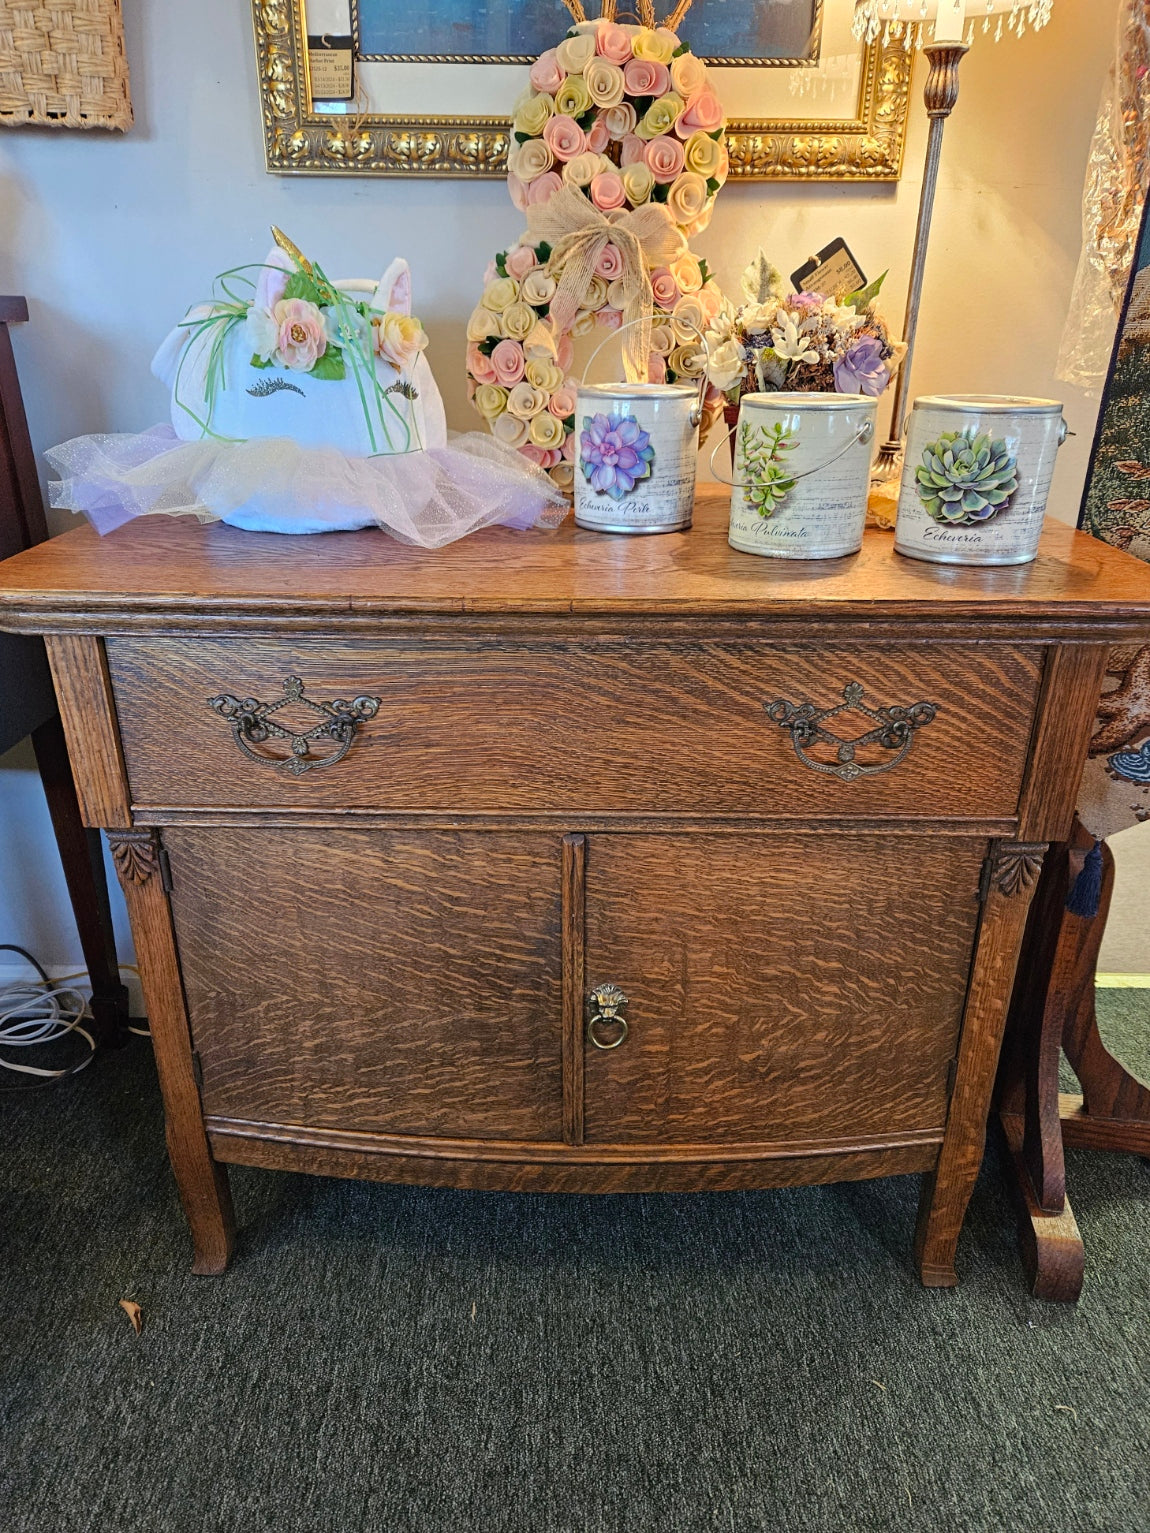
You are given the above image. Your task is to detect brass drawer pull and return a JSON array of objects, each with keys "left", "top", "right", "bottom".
[
  {"left": 587, "top": 984, "right": 629, "bottom": 1050},
  {"left": 207, "top": 676, "right": 381, "bottom": 776},
  {"left": 765, "top": 682, "right": 938, "bottom": 782}
]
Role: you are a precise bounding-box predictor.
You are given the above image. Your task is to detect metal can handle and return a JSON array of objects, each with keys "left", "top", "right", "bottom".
[
  {"left": 581, "top": 314, "right": 711, "bottom": 427},
  {"left": 709, "top": 415, "right": 875, "bottom": 488}
]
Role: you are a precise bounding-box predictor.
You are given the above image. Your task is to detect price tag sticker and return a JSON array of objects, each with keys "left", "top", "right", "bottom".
[
  {"left": 791, "top": 239, "right": 868, "bottom": 300},
  {"left": 307, "top": 34, "right": 354, "bottom": 102}
]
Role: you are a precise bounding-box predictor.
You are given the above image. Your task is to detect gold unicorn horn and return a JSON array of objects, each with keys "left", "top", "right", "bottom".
[{"left": 270, "top": 226, "right": 314, "bottom": 277}]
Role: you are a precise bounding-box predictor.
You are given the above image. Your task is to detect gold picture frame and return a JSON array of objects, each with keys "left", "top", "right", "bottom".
[{"left": 251, "top": 0, "right": 911, "bottom": 182}]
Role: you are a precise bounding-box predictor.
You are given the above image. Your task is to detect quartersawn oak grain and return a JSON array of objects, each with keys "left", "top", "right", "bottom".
[{"left": 106, "top": 636, "right": 1041, "bottom": 820}]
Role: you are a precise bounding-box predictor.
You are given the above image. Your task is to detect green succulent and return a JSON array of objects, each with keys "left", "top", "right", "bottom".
[
  {"left": 915, "top": 428, "right": 1019, "bottom": 525},
  {"left": 740, "top": 420, "right": 797, "bottom": 518}
]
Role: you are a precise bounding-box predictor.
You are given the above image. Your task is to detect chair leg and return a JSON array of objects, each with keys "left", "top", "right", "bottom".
[{"left": 30, "top": 713, "right": 129, "bottom": 1047}]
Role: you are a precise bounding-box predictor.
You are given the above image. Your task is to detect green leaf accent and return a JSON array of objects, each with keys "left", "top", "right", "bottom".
[
  {"left": 672, "top": 43, "right": 688, "bottom": 57},
  {"left": 309, "top": 347, "right": 345, "bottom": 382},
  {"left": 705, "top": 177, "right": 720, "bottom": 195},
  {"left": 514, "top": 131, "right": 529, "bottom": 144},
  {"left": 282, "top": 272, "right": 324, "bottom": 307},
  {"left": 563, "top": 414, "right": 575, "bottom": 432},
  {"left": 249, "top": 354, "right": 273, "bottom": 370},
  {"left": 535, "top": 241, "right": 553, "bottom": 263},
  {"left": 478, "top": 338, "right": 497, "bottom": 357},
  {"left": 707, "top": 128, "right": 724, "bottom": 141},
  {"left": 577, "top": 109, "right": 597, "bottom": 131},
  {"left": 495, "top": 253, "right": 508, "bottom": 278},
  {"left": 698, "top": 259, "right": 711, "bottom": 285},
  {"left": 652, "top": 182, "right": 670, "bottom": 203},
  {"left": 845, "top": 270, "right": 888, "bottom": 310}
]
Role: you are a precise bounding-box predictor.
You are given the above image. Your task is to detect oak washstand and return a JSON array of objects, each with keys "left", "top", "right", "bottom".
[{"left": 5, "top": 493, "right": 1150, "bottom": 1284}]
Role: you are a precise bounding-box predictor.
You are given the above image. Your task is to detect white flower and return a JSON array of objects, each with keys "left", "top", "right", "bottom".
[
  {"left": 739, "top": 301, "right": 779, "bottom": 336},
  {"left": 706, "top": 338, "right": 744, "bottom": 393},
  {"left": 245, "top": 305, "right": 279, "bottom": 363},
  {"left": 823, "top": 298, "right": 864, "bottom": 336},
  {"left": 770, "top": 310, "right": 819, "bottom": 365}
]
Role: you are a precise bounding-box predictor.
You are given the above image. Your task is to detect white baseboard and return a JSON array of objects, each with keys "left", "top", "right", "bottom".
[
  {"left": 0, "top": 962, "right": 145, "bottom": 1020},
  {"left": 1095, "top": 973, "right": 1150, "bottom": 989}
]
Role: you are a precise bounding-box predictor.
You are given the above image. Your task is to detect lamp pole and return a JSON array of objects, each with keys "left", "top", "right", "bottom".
[{"left": 873, "top": 38, "right": 970, "bottom": 478}]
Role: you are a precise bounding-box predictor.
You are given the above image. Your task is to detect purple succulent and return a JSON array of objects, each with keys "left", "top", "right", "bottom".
[
  {"left": 579, "top": 412, "right": 655, "bottom": 500},
  {"left": 834, "top": 334, "right": 891, "bottom": 397}
]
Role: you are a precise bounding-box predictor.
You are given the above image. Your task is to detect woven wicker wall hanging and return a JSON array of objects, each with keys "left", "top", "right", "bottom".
[{"left": 0, "top": 0, "right": 132, "bottom": 129}]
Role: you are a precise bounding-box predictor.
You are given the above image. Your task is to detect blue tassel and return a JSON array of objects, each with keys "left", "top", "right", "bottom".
[{"left": 1066, "top": 838, "right": 1104, "bottom": 919}]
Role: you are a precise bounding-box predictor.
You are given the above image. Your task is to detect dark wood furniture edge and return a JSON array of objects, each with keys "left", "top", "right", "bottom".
[
  {"left": 43, "top": 634, "right": 132, "bottom": 828},
  {"left": 561, "top": 833, "right": 586, "bottom": 1147}
]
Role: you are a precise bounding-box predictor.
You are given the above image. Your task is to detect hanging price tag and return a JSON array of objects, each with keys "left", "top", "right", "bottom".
[
  {"left": 307, "top": 34, "right": 354, "bottom": 102},
  {"left": 791, "top": 239, "right": 868, "bottom": 300}
]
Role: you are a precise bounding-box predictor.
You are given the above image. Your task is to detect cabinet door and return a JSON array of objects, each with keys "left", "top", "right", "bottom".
[
  {"left": 583, "top": 833, "right": 986, "bottom": 1146},
  {"left": 165, "top": 828, "right": 563, "bottom": 1141}
]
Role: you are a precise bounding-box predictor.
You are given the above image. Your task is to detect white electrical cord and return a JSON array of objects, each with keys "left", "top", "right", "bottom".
[{"left": 0, "top": 945, "right": 97, "bottom": 1085}]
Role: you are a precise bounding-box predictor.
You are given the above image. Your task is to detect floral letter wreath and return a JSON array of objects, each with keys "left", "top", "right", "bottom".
[{"left": 466, "top": 2, "right": 728, "bottom": 495}]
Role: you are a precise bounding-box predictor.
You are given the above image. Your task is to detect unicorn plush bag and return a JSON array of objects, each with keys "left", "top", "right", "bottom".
[{"left": 46, "top": 229, "right": 564, "bottom": 544}]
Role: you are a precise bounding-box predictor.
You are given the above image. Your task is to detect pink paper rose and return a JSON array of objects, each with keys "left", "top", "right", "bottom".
[
  {"left": 548, "top": 384, "right": 578, "bottom": 418},
  {"left": 675, "top": 89, "right": 723, "bottom": 137},
  {"left": 519, "top": 443, "right": 549, "bottom": 467},
  {"left": 562, "top": 431, "right": 577, "bottom": 463},
  {"left": 527, "top": 170, "right": 564, "bottom": 206},
  {"left": 530, "top": 49, "right": 566, "bottom": 95},
  {"left": 595, "top": 242, "right": 625, "bottom": 281},
  {"left": 586, "top": 117, "right": 611, "bottom": 154},
  {"left": 505, "top": 245, "right": 539, "bottom": 280},
  {"left": 647, "top": 351, "right": 667, "bottom": 383},
  {"left": 590, "top": 171, "right": 627, "bottom": 212},
  {"left": 543, "top": 114, "right": 587, "bottom": 163},
  {"left": 467, "top": 342, "right": 499, "bottom": 385},
  {"left": 596, "top": 22, "right": 633, "bottom": 64},
  {"left": 274, "top": 299, "right": 327, "bottom": 371},
  {"left": 556, "top": 334, "right": 575, "bottom": 373},
  {"left": 507, "top": 172, "right": 529, "bottom": 212},
  {"left": 645, "top": 134, "right": 685, "bottom": 184},
  {"left": 490, "top": 339, "right": 527, "bottom": 386},
  {"left": 649, "top": 267, "right": 681, "bottom": 309},
  {"left": 624, "top": 58, "right": 670, "bottom": 98},
  {"left": 597, "top": 307, "right": 624, "bottom": 330},
  {"left": 620, "top": 134, "right": 647, "bottom": 167}
]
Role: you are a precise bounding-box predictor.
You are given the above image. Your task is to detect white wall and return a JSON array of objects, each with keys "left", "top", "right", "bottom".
[{"left": 0, "top": 0, "right": 1121, "bottom": 970}]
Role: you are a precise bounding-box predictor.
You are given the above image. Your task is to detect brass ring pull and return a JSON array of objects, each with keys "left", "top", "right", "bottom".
[
  {"left": 208, "top": 675, "right": 381, "bottom": 776},
  {"left": 587, "top": 984, "right": 629, "bottom": 1050}
]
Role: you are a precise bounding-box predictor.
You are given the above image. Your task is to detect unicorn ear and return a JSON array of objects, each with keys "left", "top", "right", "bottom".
[
  {"left": 372, "top": 258, "right": 412, "bottom": 315},
  {"left": 255, "top": 246, "right": 293, "bottom": 313}
]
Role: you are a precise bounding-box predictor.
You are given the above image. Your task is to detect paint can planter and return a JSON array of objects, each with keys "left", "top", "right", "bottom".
[
  {"left": 717, "top": 393, "right": 877, "bottom": 560},
  {"left": 574, "top": 382, "right": 703, "bottom": 535},
  {"left": 894, "top": 395, "right": 1069, "bottom": 567}
]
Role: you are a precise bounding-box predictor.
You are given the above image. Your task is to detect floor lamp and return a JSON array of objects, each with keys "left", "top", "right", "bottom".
[{"left": 854, "top": 0, "right": 1055, "bottom": 496}]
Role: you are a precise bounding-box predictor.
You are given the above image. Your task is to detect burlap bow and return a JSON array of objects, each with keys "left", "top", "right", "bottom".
[{"left": 526, "top": 186, "right": 688, "bottom": 382}]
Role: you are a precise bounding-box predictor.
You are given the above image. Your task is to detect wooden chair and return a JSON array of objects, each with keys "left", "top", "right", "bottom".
[
  {"left": 0, "top": 297, "right": 128, "bottom": 1046},
  {"left": 1000, "top": 816, "right": 1150, "bottom": 1301}
]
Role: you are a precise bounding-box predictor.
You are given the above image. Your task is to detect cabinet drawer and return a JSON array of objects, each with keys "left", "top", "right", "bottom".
[{"left": 106, "top": 636, "right": 1042, "bottom": 818}]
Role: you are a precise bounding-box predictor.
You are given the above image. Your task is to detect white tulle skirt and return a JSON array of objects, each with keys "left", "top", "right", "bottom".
[{"left": 44, "top": 427, "right": 568, "bottom": 547}]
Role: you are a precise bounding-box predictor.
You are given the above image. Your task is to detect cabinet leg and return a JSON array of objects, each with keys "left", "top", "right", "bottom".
[
  {"left": 914, "top": 841, "right": 1046, "bottom": 1289},
  {"left": 108, "top": 828, "right": 235, "bottom": 1275}
]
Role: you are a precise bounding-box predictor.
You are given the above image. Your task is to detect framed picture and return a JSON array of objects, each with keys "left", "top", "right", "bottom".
[{"left": 252, "top": 0, "right": 912, "bottom": 181}]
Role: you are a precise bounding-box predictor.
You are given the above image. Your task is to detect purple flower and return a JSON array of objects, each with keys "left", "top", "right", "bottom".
[
  {"left": 834, "top": 335, "right": 891, "bottom": 397},
  {"left": 791, "top": 291, "right": 824, "bottom": 312},
  {"left": 578, "top": 412, "right": 655, "bottom": 500}
]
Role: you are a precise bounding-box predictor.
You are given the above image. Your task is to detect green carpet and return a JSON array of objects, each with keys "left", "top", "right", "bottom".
[{"left": 2, "top": 997, "right": 1149, "bottom": 1533}]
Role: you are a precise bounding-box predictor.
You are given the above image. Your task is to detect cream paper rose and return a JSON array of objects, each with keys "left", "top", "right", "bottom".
[
  {"left": 554, "top": 73, "right": 593, "bottom": 119},
  {"left": 584, "top": 58, "right": 625, "bottom": 109},
  {"left": 563, "top": 151, "right": 608, "bottom": 189},
  {"left": 683, "top": 130, "right": 724, "bottom": 181},
  {"left": 481, "top": 276, "right": 519, "bottom": 312},
  {"left": 491, "top": 411, "right": 530, "bottom": 449},
  {"left": 467, "top": 305, "right": 504, "bottom": 343},
  {"left": 606, "top": 279, "right": 628, "bottom": 311},
  {"left": 672, "top": 293, "right": 708, "bottom": 342},
  {"left": 513, "top": 91, "right": 554, "bottom": 138},
  {"left": 521, "top": 270, "right": 558, "bottom": 309},
  {"left": 670, "top": 253, "right": 703, "bottom": 293},
  {"left": 583, "top": 274, "right": 609, "bottom": 310},
  {"left": 556, "top": 32, "right": 597, "bottom": 74},
  {"left": 374, "top": 311, "right": 428, "bottom": 373},
  {"left": 631, "top": 27, "right": 677, "bottom": 64},
  {"left": 502, "top": 302, "right": 539, "bottom": 341},
  {"left": 526, "top": 357, "right": 564, "bottom": 392},
  {"left": 511, "top": 138, "right": 554, "bottom": 183},
  {"left": 602, "top": 102, "right": 637, "bottom": 141},
  {"left": 506, "top": 381, "right": 550, "bottom": 420},
  {"left": 572, "top": 310, "right": 597, "bottom": 337},
  {"left": 474, "top": 383, "right": 509, "bottom": 421},
  {"left": 619, "top": 161, "right": 655, "bottom": 205},
  {"left": 671, "top": 52, "right": 707, "bottom": 100},
  {"left": 529, "top": 410, "right": 566, "bottom": 449},
  {"left": 666, "top": 171, "right": 710, "bottom": 229},
  {"left": 550, "top": 461, "right": 575, "bottom": 491},
  {"left": 668, "top": 342, "right": 706, "bottom": 379},
  {"left": 649, "top": 321, "right": 676, "bottom": 356}
]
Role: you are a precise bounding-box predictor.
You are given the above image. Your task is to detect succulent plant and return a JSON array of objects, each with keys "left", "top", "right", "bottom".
[
  {"left": 915, "top": 428, "right": 1019, "bottom": 525},
  {"left": 740, "top": 420, "right": 797, "bottom": 518}
]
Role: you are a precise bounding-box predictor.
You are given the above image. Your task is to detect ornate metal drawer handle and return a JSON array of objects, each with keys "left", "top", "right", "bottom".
[
  {"left": 765, "top": 682, "right": 938, "bottom": 782},
  {"left": 207, "top": 676, "right": 381, "bottom": 775},
  {"left": 587, "top": 984, "right": 629, "bottom": 1050}
]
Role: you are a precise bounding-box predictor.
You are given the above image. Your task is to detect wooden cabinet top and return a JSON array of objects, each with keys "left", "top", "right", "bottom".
[{"left": 4, "top": 493, "right": 1150, "bottom": 640}]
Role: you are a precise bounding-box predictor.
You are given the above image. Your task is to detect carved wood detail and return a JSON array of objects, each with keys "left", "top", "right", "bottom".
[
  {"left": 107, "top": 828, "right": 160, "bottom": 887},
  {"left": 992, "top": 843, "right": 1047, "bottom": 898}
]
